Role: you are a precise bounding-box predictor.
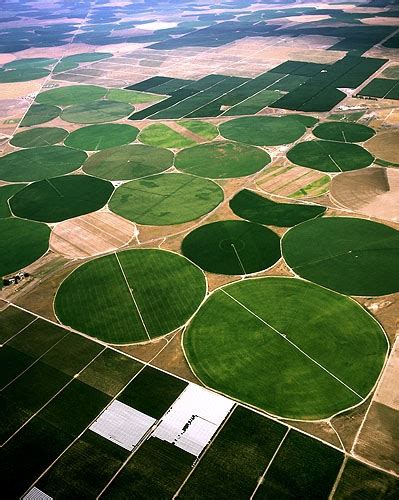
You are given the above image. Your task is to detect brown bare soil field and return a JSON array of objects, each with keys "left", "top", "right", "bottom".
[
  {"left": 0, "top": 54, "right": 15, "bottom": 65},
  {"left": 50, "top": 211, "right": 137, "bottom": 259},
  {"left": 361, "top": 17, "right": 399, "bottom": 26},
  {"left": 331, "top": 397, "right": 372, "bottom": 452},
  {"left": 366, "top": 131, "right": 399, "bottom": 163},
  {"left": 256, "top": 165, "right": 330, "bottom": 199},
  {"left": 374, "top": 338, "right": 399, "bottom": 411},
  {"left": 330, "top": 167, "right": 399, "bottom": 223},
  {"left": 0, "top": 81, "right": 43, "bottom": 99}
]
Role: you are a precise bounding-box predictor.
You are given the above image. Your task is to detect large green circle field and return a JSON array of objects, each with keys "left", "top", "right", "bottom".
[
  {"left": 312, "top": 122, "right": 375, "bottom": 143},
  {"left": 0, "top": 218, "right": 50, "bottom": 278},
  {"left": 109, "top": 173, "right": 223, "bottom": 225},
  {"left": 65, "top": 124, "right": 139, "bottom": 151},
  {"left": 36, "top": 85, "right": 107, "bottom": 106},
  {"left": 282, "top": 217, "right": 399, "bottom": 296},
  {"left": 287, "top": 140, "right": 374, "bottom": 172},
  {"left": 10, "top": 175, "right": 114, "bottom": 223},
  {"left": 182, "top": 220, "right": 280, "bottom": 275},
  {"left": 10, "top": 127, "right": 69, "bottom": 148},
  {"left": 219, "top": 116, "right": 306, "bottom": 146},
  {"left": 61, "top": 100, "right": 133, "bottom": 124},
  {"left": 82, "top": 144, "right": 173, "bottom": 180},
  {"left": 0, "top": 146, "right": 87, "bottom": 182},
  {"left": 183, "top": 277, "right": 387, "bottom": 419},
  {"left": 175, "top": 141, "right": 270, "bottom": 179},
  {"left": 55, "top": 249, "right": 206, "bottom": 344},
  {"left": 20, "top": 104, "right": 61, "bottom": 127}
]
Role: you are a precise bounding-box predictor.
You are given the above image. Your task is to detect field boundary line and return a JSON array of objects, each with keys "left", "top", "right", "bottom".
[
  {"left": 114, "top": 252, "right": 151, "bottom": 341},
  {"left": 250, "top": 427, "right": 290, "bottom": 499},
  {"left": 328, "top": 455, "right": 348, "bottom": 500},
  {"left": 0, "top": 317, "right": 38, "bottom": 347},
  {"left": 220, "top": 289, "right": 363, "bottom": 400}
]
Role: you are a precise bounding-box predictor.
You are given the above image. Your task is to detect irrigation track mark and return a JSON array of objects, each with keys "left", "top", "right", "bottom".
[
  {"left": 328, "top": 154, "right": 343, "bottom": 172},
  {"left": 45, "top": 178, "right": 64, "bottom": 197},
  {"left": 231, "top": 243, "right": 247, "bottom": 274},
  {"left": 220, "top": 289, "right": 363, "bottom": 400},
  {"left": 114, "top": 252, "right": 151, "bottom": 341}
]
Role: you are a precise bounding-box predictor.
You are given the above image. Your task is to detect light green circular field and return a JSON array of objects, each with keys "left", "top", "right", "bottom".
[
  {"left": 61, "top": 100, "right": 133, "bottom": 124},
  {"left": 287, "top": 140, "right": 374, "bottom": 172},
  {"left": 82, "top": 144, "right": 173, "bottom": 180},
  {"left": 10, "top": 175, "right": 114, "bottom": 223},
  {"left": 313, "top": 122, "right": 375, "bottom": 143},
  {"left": 183, "top": 277, "right": 387, "bottom": 419},
  {"left": 65, "top": 124, "right": 139, "bottom": 151},
  {"left": 55, "top": 248, "right": 207, "bottom": 344},
  {"left": 20, "top": 104, "right": 61, "bottom": 127},
  {"left": 36, "top": 85, "right": 107, "bottom": 106},
  {"left": 282, "top": 217, "right": 399, "bottom": 296},
  {"left": 0, "top": 146, "right": 87, "bottom": 182},
  {"left": 10, "top": 127, "right": 69, "bottom": 148},
  {"left": 0, "top": 218, "right": 50, "bottom": 278},
  {"left": 175, "top": 141, "right": 270, "bottom": 179},
  {"left": 219, "top": 116, "right": 306, "bottom": 146},
  {"left": 182, "top": 220, "right": 280, "bottom": 275},
  {"left": 109, "top": 173, "right": 223, "bottom": 225}
]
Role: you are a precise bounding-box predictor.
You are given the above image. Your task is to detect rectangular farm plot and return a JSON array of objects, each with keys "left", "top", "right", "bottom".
[
  {"left": 153, "top": 383, "right": 234, "bottom": 457},
  {"left": 102, "top": 437, "right": 194, "bottom": 499},
  {"left": 36, "top": 431, "right": 129, "bottom": 499},
  {"left": 0, "top": 306, "right": 36, "bottom": 343},
  {"left": 358, "top": 78, "right": 399, "bottom": 99},
  {"left": 23, "top": 487, "right": 53, "bottom": 500},
  {"left": 90, "top": 400, "right": 156, "bottom": 451},
  {"left": 178, "top": 406, "right": 287, "bottom": 499},
  {"left": 254, "top": 431, "right": 344, "bottom": 499},
  {"left": 118, "top": 366, "right": 188, "bottom": 419}
]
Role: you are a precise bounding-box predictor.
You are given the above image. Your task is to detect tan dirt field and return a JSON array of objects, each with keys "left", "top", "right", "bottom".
[
  {"left": 365, "top": 131, "right": 399, "bottom": 163},
  {"left": 330, "top": 167, "right": 399, "bottom": 222},
  {"left": 0, "top": 81, "right": 43, "bottom": 99},
  {"left": 374, "top": 338, "right": 399, "bottom": 411},
  {"left": 50, "top": 211, "right": 138, "bottom": 259}
]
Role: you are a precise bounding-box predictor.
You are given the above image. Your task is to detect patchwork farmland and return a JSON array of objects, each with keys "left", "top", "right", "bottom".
[{"left": 1, "top": 0, "right": 399, "bottom": 498}]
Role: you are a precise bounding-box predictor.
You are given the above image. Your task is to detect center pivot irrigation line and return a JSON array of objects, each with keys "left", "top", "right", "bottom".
[
  {"left": 328, "top": 154, "right": 343, "bottom": 172},
  {"left": 114, "top": 253, "right": 151, "bottom": 341},
  {"left": 45, "top": 178, "right": 64, "bottom": 197},
  {"left": 220, "top": 289, "right": 363, "bottom": 400},
  {"left": 231, "top": 243, "right": 247, "bottom": 275}
]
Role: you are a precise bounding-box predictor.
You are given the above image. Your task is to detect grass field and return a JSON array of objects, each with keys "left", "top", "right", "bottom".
[
  {"left": 118, "top": 366, "right": 187, "bottom": 418},
  {"left": 36, "top": 85, "right": 107, "bottom": 106},
  {"left": 61, "top": 100, "right": 133, "bottom": 124},
  {"left": 219, "top": 116, "right": 306, "bottom": 146},
  {"left": 0, "top": 184, "right": 26, "bottom": 217},
  {"left": 82, "top": 144, "right": 173, "bottom": 180},
  {"left": 254, "top": 431, "right": 344, "bottom": 498},
  {"left": 0, "top": 145, "right": 87, "bottom": 182},
  {"left": 230, "top": 189, "right": 326, "bottom": 227},
  {"left": 182, "top": 220, "right": 281, "bottom": 275},
  {"left": 139, "top": 123, "right": 196, "bottom": 148},
  {"left": 175, "top": 141, "right": 270, "bottom": 179},
  {"left": 10, "top": 127, "right": 69, "bottom": 148},
  {"left": 282, "top": 217, "right": 399, "bottom": 296},
  {"left": 10, "top": 174, "right": 114, "bottom": 222},
  {"left": 179, "top": 406, "right": 287, "bottom": 499},
  {"left": 55, "top": 249, "right": 206, "bottom": 344},
  {"left": 178, "top": 120, "right": 218, "bottom": 140},
  {"left": 312, "top": 122, "right": 375, "bottom": 143},
  {"left": 65, "top": 123, "right": 138, "bottom": 151},
  {"left": 183, "top": 277, "right": 387, "bottom": 419},
  {"left": 287, "top": 140, "right": 374, "bottom": 172},
  {"left": 0, "top": 218, "right": 50, "bottom": 278},
  {"left": 20, "top": 104, "right": 61, "bottom": 127},
  {"left": 109, "top": 173, "right": 223, "bottom": 225}
]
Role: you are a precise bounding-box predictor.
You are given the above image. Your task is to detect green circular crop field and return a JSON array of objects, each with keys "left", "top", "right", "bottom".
[
  {"left": 10, "top": 175, "right": 114, "bottom": 223},
  {"left": 82, "top": 144, "right": 173, "bottom": 180},
  {"left": 175, "top": 141, "right": 270, "bottom": 179},
  {"left": 20, "top": 104, "right": 61, "bottom": 127},
  {"left": 10, "top": 127, "right": 69, "bottom": 148},
  {"left": 182, "top": 220, "right": 280, "bottom": 275},
  {"left": 183, "top": 277, "right": 387, "bottom": 419},
  {"left": 0, "top": 146, "right": 87, "bottom": 182},
  {"left": 55, "top": 248, "right": 206, "bottom": 344},
  {"left": 110, "top": 173, "right": 223, "bottom": 225},
  {"left": 219, "top": 116, "right": 306, "bottom": 146},
  {"left": 0, "top": 67, "right": 49, "bottom": 83},
  {"left": 282, "top": 217, "right": 399, "bottom": 296},
  {"left": 36, "top": 85, "right": 107, "bottom": 106},
  {"left": 61, "top": 100, "right": 133, "bottom": 124},
  {"left": 65, "top": 123, "right": 139, "bottom": 151},
  {"left": 313, "top": 122, "right": 375, "bottom": 143},
  {"left": 0, "top": 218, "right": 50, "bottom": 278},
  {"left": 229, "top": 189, "right": 326, "bottom": 227},
  {"left": 287, "top": 140, "right": 374, "bottom": 172}
]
